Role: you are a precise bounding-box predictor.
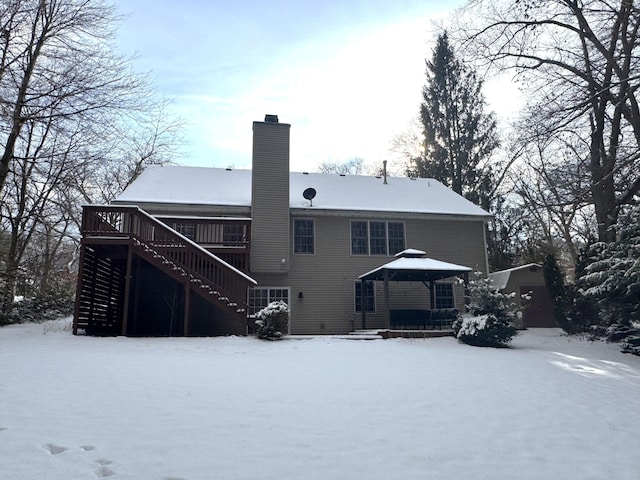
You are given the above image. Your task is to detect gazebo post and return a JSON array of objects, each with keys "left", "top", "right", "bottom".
[
  {"left": 361, "top": 281, "right": 366, "bottom": 330},
  {"left": 383, "top": 270, "right": 390, "bottom": 329},
  {"left": 463, "top": 271, "right": 470, "bottom": 312},
  {"left": 428, "top": 280, "right": 435, "bottom": 309}
]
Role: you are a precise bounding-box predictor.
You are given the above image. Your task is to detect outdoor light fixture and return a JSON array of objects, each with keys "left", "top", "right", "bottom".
[{"left": 298, "top": 292, "right": 304, "bottom": 299}]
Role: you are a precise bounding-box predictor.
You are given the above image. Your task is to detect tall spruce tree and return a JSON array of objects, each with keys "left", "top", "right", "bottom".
[{"left": 412, "top": 32, "right": 498, "bottom": 211}]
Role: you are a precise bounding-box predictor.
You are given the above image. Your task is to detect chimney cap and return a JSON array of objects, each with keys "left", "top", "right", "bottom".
[{"left": 264, "top": 114, "right": 279, "bottom": 123}]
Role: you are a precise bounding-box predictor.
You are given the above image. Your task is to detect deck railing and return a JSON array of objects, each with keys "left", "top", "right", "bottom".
[
  {"left": 81, "top": 205, "right": 256, "bottom": 307},
  {"left": 156, "top": 216, "right": 251, "bottom": 271}
]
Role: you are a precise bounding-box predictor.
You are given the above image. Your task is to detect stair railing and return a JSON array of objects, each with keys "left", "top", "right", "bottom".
[{"left": 81, "top": 205, "right": 257, "bottom": 308}]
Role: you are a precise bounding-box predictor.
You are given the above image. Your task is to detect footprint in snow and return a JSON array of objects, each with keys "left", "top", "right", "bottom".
[
  {"left": 81, "top": 445, "right": 95, "bottom": 451},
  {"left": 45, "top": 443, "right": 68, "bottom": 455},
  {"left": 95, "top": 459, "right": 113, "bottom": 466},
  {"left": 95, "top": 465, "right": 115, "bottom": 477},
  {"left": 0, "top": 427, "right": 6, "bottom": 432}
]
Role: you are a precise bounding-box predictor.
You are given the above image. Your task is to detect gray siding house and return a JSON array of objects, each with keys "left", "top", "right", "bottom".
[{"left": 73, "top": 116, "right": 492, "bottom": 336}]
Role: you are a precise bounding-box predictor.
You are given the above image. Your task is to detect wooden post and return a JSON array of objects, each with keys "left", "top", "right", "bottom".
[
  {"left": 183, "top": 280, "right": 190, "bottom": 337},
  {"left": 72, "top": 244, "right": 87, "bottom": 335},
  {"left": 121, "top": 243, "right": 134, "bottom": 336},
  {"left": 429, "top": 280, "right": 435, "bottom": 309},
  {"left": 132, "top": 257, "right": 141, "bottom": 335},
  {"left": 383, "top": 270, "right": 390, "bottom": 329},
  {"left": 360, "top": 280, "right": 366, "bottom": 330}
]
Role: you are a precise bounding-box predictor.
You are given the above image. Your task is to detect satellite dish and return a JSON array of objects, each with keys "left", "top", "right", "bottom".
[{"left": 303, "top": 187, "right": 316, "bottom": 206}]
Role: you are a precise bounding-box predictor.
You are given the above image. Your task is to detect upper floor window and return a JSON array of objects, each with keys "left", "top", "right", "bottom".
[
  {"left": 294, "top": 219, "right": 314, "bottom": 254},
  {"left": 351, "top": 220, "right": 405, "bottom": 256}
]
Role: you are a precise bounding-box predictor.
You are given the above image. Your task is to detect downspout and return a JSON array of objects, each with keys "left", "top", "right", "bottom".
[{"left": 483, "top": 219, "right": 490, "bottom": 275}]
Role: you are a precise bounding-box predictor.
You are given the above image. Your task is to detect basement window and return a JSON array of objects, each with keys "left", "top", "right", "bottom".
[{"left": 248, "top": 287, "right": 290, "bottom": 317}]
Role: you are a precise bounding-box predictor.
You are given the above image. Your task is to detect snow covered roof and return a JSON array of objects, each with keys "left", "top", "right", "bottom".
[
  {"left": 488, "top": 263, "right": 542, "bottom": 290},
  {"left": 115, "top": 166, "right": 492, "bottom": 218},
  {"left": 395, "top": 248, "right": 427, "bottom": 258},
  {"left": 359, "top": 257, "right": 472, "bottom": 282}
]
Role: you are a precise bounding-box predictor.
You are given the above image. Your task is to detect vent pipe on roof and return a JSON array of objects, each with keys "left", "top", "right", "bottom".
[{"left": 383, "top": 160, "right": 388, "bottom": 184}]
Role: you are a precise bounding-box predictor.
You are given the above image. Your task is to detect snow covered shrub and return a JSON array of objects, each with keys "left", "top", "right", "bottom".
[
  {"left": 621, "top": 335, "right": 640, "bottom": 356},
  {"left": 254, "top": 300, "right": 289, "bottom": 339},
  {"left": 455, "top": 314, "right": 518, "bottom": 347},
  {"left": 452, "top": 274, "right": 519, "bottom": 347},
  {"left": 604, "top": 323, "right": 640, "bottom": 357},
  {"left": 0, "top": 286, "right": 74, "bottom": 325},
  {"left": 464, "top": 274, "right": 519, "bottom": 321}
]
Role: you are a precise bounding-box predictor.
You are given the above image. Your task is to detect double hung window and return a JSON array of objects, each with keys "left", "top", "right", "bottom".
[
  {"left": 434, "top": 283, "right": 455, "bottom": 309},
  {"left": 293, "top": 219, "right": 314, "bottom": 254},
  {"left": 350, "top": 221, "right": 405, "bottom": 255}
]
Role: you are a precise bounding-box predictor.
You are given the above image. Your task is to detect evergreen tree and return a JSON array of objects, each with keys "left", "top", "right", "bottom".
[
  {"left": 542, "top": 252, "right": 573, "bottom": 333},
  {"left": 580, "top": 204, "right": 640, "bottom": 326},
  {"left": 412, "top": 32, "right": 499, "bottom": 211}
]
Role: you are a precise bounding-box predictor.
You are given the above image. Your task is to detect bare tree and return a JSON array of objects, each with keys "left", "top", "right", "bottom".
[
  {"left": 458, "top": 0, "right": 640, "bottom": 242},
  {"left": 509, "top": 134, "right": 597, "bottom": 266},
  {"left": 0, "top": 0, "right": 182, "bottom": 318},
  {"left": 317, "top": 157, "right": 366, "bottom": 175}
]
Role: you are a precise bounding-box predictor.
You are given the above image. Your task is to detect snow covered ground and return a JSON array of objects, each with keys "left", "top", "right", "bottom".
[{"left": 2, "top": 319, "right": 639, "bottom": 480}]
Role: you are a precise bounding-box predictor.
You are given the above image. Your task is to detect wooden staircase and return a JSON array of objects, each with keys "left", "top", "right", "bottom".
[{"left": 74, "top": 205, "right": 256, "bottom": 336}]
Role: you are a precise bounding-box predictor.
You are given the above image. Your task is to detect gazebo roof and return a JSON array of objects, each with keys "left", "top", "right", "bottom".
[{"left": 358, "top": 255, "right": 472, "bottom": 283}]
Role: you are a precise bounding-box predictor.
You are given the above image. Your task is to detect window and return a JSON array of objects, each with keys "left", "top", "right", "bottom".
[
  {"left": 355, "top": 281, "right": 375, "bottom": 313},
  {"left": 351, "top": 221, "right": 369, "bottom": 255},
  {"left": 223, "top": 224, "right": 246, "bottom": 245},
  {"left": 435, "top": 283, "right": 455, "bottom": 309},
  {"left": 350, "top": 221, "right": 405, "bottom": 256},
  {"left": 172, "top": 222, "right": 195, "bottom": 240},
  {"left": 294, "top": 219, "right": 314, "bottom": 254},
  {"left": 369, "top": 221, "right": 387, "bottom": 255},
  {"left": 248, "top": 287, "right": 290, "bottom": 317},
  {"left": 387, "top": 222, "right": 405, "bottom": 255}
]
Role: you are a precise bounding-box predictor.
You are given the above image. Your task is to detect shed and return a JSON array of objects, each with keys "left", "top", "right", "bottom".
[{"left": 489, "top": 264, "right": 557, "bottom": 328}]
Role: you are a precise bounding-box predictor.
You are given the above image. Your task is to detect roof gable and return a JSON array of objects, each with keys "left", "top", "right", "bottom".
[{"left": 115, "top": 166, "right": 491, "bottom": 218}]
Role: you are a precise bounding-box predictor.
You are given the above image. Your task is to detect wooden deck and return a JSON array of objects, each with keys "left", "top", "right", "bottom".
[
  {"left": 378, "top": 329, "right": 455, "bottom": 339},
  {"left": 74, "top": 205, "right": 256, "bottom": 336},
  {"left": 350, "top": 329, "right": 455, "bottom": 339}
]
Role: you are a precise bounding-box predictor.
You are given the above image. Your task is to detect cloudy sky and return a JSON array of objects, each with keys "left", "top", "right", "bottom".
[{"left": 112, "top": 0, "right": 517, "bottom": 172}]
